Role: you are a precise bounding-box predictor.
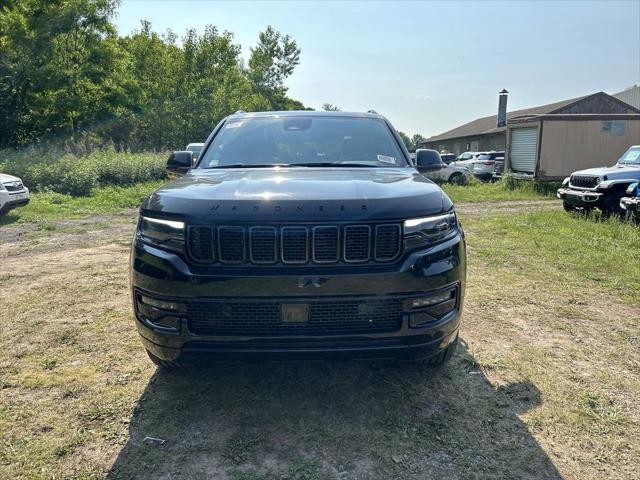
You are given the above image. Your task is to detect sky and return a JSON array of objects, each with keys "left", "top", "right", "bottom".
[{"left": 114, "top": 0, "right": 640, "bottom": 137}]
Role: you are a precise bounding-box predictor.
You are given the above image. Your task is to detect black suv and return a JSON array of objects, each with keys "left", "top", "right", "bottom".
[{"left": 130, "top": 111, "right": 466, "bottom": 367}]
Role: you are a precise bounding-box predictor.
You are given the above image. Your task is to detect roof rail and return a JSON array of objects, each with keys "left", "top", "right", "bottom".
[
  {"left": 366, "top": 109, "right": 378, "bottom": 114},
  {"left": 234, "top": 110, "right": 246, "bottom": 114}
]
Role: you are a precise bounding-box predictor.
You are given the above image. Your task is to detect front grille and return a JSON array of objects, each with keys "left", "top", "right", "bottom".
[
  {"left": 187, "top": 298, "right": 403, "bottom": 336},
  {"left": 344, "top": 225, "right": 370, "bottom": 262},
  {"left": 3, "top": 181, "right": 24, "bottom": 192},
  {"left": 188, "top": 226, "right": 215, "bottom": 262},
  {"left": 187, "top": 223, "right": 402, "bottom": 266},
  {"left": 218, "top": 227, "right": 245, "bottom": 264},
  {"left": 570, "top": 175, "right": 599, "bottom": 189}
]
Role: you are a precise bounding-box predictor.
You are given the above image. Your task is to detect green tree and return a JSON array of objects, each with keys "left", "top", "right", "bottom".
[
  {"left": 411, "top": 133, "right": 427, "bottom": 149},
  {"left": 247, "top": 26, "right": 301, "bottom": 109},
  {"left": 0, "top": 0, "right": 127, "bottom": 146},
  {"left": 397, "top": 131, "right": 414, "bottom": 151},
  {"left": 322, "top": 103, "right": 340, "bottom": 111}
]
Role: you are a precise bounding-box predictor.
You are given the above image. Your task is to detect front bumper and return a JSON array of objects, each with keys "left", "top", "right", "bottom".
[
  {"left": 620, "top": 196, "right": 640, "bottom": 213},
  {"left": 130, "top": 234, "right": 466, "bottom": 362},
  {"left": 0, "top": 190, "right": 29, "bottom": 212},
  {"left": 557, "top": 187, "right": 603, "bottom": 207}
]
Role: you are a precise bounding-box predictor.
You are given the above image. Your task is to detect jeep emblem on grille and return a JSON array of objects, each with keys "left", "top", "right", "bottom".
[{"left": 298, "top": 276, "right": 325, "bottom": 288}]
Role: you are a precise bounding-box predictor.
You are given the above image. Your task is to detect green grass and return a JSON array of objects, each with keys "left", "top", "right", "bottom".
[
  {"left": 461, "top": 209, "right": 640, "bottom": 301},
  {"left": 0, "top": 181, "right": 163, "bottom": 224},
  {"left": 442, "top": 178, "right": 561, "bottom": 203}
]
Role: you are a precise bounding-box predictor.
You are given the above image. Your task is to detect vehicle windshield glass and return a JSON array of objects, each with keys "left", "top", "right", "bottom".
[
  {"left": 198, "top": 116, "right": 407, "bottom": 168},
  {"left": 618, "top": 146, "right": 640, "bottom": 165}
]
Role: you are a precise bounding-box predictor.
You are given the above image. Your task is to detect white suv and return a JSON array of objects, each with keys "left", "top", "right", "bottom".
[{"left": 0, "top": 174, "right": 30, "bottom": 215}]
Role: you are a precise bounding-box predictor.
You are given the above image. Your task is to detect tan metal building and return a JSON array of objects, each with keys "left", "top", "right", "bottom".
[
  {"left": 506, "top": 114, "right": 640, "bottom": 180},
  {"left": 421, "top": 91, "right": 639, "bottom": 155}
]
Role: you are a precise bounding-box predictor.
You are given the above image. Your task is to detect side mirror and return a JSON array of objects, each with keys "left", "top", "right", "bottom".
[
  {"left": 167, "top": 151, "right": 193, "bottom": 177},
  {"left": 415, "top": 149, "right": 444, "bottom": 171}
]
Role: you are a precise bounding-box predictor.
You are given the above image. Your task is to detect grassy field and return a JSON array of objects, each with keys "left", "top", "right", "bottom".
[
  {"left": 1, "top": 175, "right": 558, "bottom": 226},
  {"left": 0, "top": 181, "right": 163, "bottom": 225},
  {"left": 441, "top": 178, "right": 560, "bottom": 203},
  {"left": 1, "top": 199, "right": 638, "bottom": 479}
]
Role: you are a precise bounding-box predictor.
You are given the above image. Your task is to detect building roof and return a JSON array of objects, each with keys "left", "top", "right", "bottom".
[
  {"left": 613, "top": 85, "right": 640, "bottom": 109},
  {"left": 425, "top": 91, "right": 637, "bottom": 143}
]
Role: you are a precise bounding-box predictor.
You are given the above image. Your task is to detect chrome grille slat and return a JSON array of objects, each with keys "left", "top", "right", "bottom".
[
  {"left": 344, "top": 225, "right": 371, "bottom": 262},
  {"left": 312, "top": 226, "right": 339, "bottom": 263},
  {"left": 375, "top": 224, "right": 402, "bottom": 261},
  {"left": 249, "top": 227, "right": 277, "bottom": 264},
  {"left": 188, "top": 226, "right": 215, "bottom": 262},
  {"left": 281, "top": 226, "right": 309, "bottom": 264},
  {"left": 218, "top": 226, "right": 245, "bottom": 264},
  {"left": 187, "top": 223, "right": 402, "bottom": 265}
]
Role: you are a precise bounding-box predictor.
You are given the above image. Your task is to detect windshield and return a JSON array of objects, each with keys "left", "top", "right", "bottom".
[
  {"left": 198, "top": 116, "right": 407, "bottom": 168},
  {"left": 618, "top": 146, "right": 640, "bottom": 165}
]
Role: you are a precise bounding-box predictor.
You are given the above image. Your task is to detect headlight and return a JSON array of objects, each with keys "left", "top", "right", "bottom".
[
  {"left": 404, "top": 212, "right": 457, "bottom": 249},
  {"left": 0, "top": 182, "right": 6, "bottom": 191},
  {"left": 562, "top": 177, "right": 570, "bottom": 187},
  {"left": 137, "top": 216, "right": 185, "bottom": 253}
]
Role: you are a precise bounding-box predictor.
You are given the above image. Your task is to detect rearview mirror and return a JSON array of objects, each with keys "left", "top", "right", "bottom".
[{"left": 166, "top": 151, "right": 193, "bottom": 177}]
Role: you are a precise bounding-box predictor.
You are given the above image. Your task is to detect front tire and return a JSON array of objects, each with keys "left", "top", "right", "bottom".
[
  {"left": 146, "top": 349, "right": 182, "bottom": 369},
  {"left": 417, "top": 335, "right": 458, "bottom": 368},
  {"left": 449, "top": 173, "right": 467, "bottom": 185}
]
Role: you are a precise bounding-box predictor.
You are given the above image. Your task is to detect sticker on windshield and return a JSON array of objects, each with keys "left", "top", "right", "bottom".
[
  {"left": 225, "top": 121, "right": 243, "bottom": 129},
  {"left": 377, "top": 154, "right": 396, "bottom": 164}
]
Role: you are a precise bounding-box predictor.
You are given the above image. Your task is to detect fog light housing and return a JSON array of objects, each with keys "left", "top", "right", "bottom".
[
  {"left": 405, "top": 288, "right": 457, "bottom": 328},
  {"left": 139, "top": 294, "right": 186, "bottom": 313},
  {"left": 136, "top": 294, "right": 186, "bottom": 333},
  {"left": 407, "top": 291, "right": 454, "bottom": 309}
]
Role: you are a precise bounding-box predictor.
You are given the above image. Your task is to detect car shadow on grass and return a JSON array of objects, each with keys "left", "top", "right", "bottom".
[{"left": 107, "top": 341, "right": 563, "bottom": 480}]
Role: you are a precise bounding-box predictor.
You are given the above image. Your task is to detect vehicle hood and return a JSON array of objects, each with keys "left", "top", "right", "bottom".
[
  {"left": 0, "top": 173, "right": 22, "bottom": 183},
  {"left": 573, "top": 164, "right": 640, "bottom": 180},
  {"left": 142, "top": 167, "right": 450, "bottom": 222}
]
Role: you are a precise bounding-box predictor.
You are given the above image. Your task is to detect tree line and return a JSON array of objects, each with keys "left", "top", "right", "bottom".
[{"left": 0, "top": 0, "right": 304, "bottom": 151}]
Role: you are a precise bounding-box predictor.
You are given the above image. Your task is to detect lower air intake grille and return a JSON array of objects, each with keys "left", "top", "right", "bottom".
[{"left": 187, "top": 298, "right": 403, "bottom": 336}]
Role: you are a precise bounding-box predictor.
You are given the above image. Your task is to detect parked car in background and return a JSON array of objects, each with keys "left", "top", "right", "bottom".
[
  {"left": 473, "top": 151, "right": 505, "bottom": 181},
  {"left": 412, "top": 149, "right": 470, "bottom": 184},
  {"left": 452, "top": 151, "right": 483, "bottom": 170},
  {"left": 186, "top": 143, "right": 205, "bottom": 163},
  {"left": 440, "top": 153, "right": 456, "bottom": 164},
  {"left": 0, "top": 173, "right": 30, "bottom": 215},
  {"left": 557, "top": 145, "right": 640, "bottom": 215},
  {"left": 620, "top": 182, "right": 639, "bottom": 221}
]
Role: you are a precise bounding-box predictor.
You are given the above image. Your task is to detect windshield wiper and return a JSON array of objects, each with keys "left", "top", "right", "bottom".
[
  {"left": 288, "top": 162, "right": 381, "bottom": 168},
  {"left": 206, "top": 163, "right": 291, "bottom": 169}
]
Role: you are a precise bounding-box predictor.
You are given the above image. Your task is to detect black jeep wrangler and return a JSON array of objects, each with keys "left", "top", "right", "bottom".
[{"left": 130, "top": 111, "right": 466, "bottom": 368}]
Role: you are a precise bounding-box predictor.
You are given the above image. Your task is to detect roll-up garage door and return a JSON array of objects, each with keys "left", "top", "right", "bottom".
[{"left": 510, "top": 127, "right": 538, "bottom": 173}]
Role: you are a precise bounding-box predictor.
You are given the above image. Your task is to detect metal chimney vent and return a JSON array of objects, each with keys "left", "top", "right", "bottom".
[{"left": 497, "top": 89, "right": 509, "bottom": 127}]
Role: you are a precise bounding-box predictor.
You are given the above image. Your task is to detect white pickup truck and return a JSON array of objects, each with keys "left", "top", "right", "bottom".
[{"left": 0, "top": 173, "right": 30, "bottom": 215}]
